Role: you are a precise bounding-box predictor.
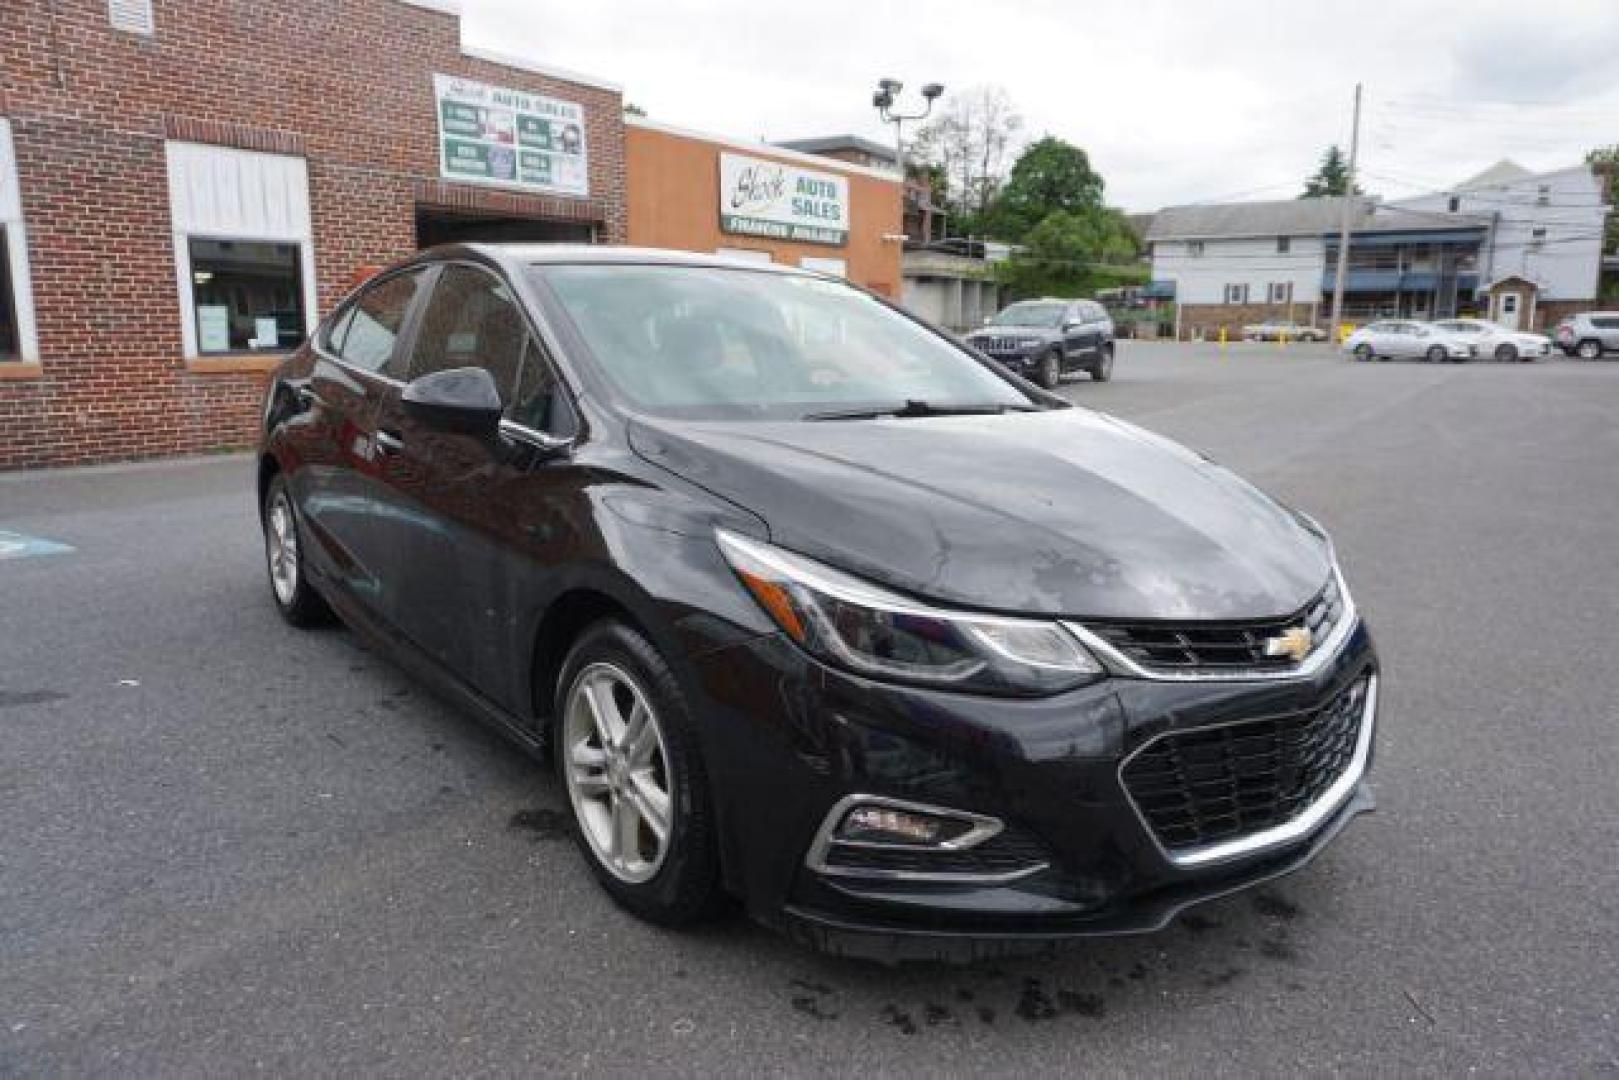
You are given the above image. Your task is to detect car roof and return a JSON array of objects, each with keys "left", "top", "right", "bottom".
[{"left": 412, "top": 243, "right": 820, "bottom": 277}]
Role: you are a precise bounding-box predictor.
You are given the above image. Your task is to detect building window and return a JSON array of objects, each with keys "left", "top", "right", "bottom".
[
  {"left": 1269, "top": 282, "right": 1293, "bottom": 305},
  {"left": 1276, "top": 236, "right": 1290, "bottom": 254},
  {"left": 1188, "top": 240, "right": 1205, "bottom": 257},
  {"left": 166, "top": 142, "right": 316, "bottom": 361},
  {"left": 1224, "top": 283, "right": 1248, "bottom": 305},
  {"left": 107, "top": 0, "right": 155, "bottom": 35},
  {"left": 1536, "top": 185, "right": 1550, "bottom": 207},
  {"left": 1530, "top": 227, "right": 1546, "bottom": 252},
  {"left": 1447, "top": 195, "right": 1460, "bottom": 213},
  {"left": 188, "top": 239, "right": 306, "bottom": 354},
  {"left": 0, "top": 228, "right": 17, "bottom": 360}
]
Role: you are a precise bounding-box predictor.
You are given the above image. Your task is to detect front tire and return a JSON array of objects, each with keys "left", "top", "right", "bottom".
[
  {"left": 1090, "top": 348, "right": 1114, "bottom": 382},
  {"left": 1495, "top": 343, "right": 1518, "bottom": 363},
  {"left": 1577, "top": 339, "right": 1602, "bottom": 360},
  {"left": 1037, "top": 350, "right": 1061, "bottom": 389},
  {"left": 555, "top": 620, "right": 720, "bottom": 926},
  {"left": 1353, "top": 344, "right": 1374, "bottom": 362},
  {"left": 263, "top": 473, "right": 333, "bottom": 627},
  {"left": 1426, "top": 345, "right": 1449, "bottom": 364}
]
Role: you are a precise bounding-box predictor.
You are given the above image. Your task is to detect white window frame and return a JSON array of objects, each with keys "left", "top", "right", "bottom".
[
  {"left": 165, "top": 141, "right": 318, "bottom": 360},
  {"left": 0, "top": 119, "right": 40, "bottom": 363},
  {"left": 1269, "top": 281, "right": 1293, "bottom": 305},
  {"left": 1225, "top": 283, "right": 1248, "bottom": 305},
  {"left": 1188, "top": 240, "right": 1205, "bottom": 257},
  {"left": 1276, "top": 236, "right": 1290, "bottom": 254}
]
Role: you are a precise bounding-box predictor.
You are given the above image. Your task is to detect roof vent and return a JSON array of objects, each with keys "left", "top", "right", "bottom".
[{"left": 107, "top": 0, "right": 155, "bottom": 35}]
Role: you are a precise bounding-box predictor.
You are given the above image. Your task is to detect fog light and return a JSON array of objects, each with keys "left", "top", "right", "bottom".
[{"left": 836, "top": 804, "right": 973, "bottom": 846}]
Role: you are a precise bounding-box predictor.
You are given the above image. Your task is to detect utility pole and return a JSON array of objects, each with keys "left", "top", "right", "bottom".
[
  {"left": 1328, "top": 83, "right": 1362, "bottom": 342},
  {"left": 873, "top": 79, "right": 944, "bottom": 238}
]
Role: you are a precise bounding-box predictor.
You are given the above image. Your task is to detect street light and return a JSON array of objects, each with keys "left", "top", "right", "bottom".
[{"left": 872, "top": 77, "right": 943, "bottom": 182}]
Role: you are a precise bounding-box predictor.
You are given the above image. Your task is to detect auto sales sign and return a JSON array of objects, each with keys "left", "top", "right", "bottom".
[{"left": 719, "top": 153, "right": 849, "bottom": 246}]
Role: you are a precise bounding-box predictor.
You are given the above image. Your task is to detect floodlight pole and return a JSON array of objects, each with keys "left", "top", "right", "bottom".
[{"left": 1328, "top": 83, "right": 1363, "bottom": 343}]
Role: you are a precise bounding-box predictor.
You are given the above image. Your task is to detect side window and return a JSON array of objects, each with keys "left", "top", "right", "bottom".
[
  {"left": 340, "top": 270, "right": 425, "bottom": 375},
  {"left": 407, "top": 265, "right": 526, "bottom": 400},
  {"left": 509, "top": 334, "right": 578, "bottom": 438}
]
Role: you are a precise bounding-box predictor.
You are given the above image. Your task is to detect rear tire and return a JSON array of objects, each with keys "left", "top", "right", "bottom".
[
  {"left": 263, "top": 473, "right": 333, "bottom": 628},
  {"left": 1037, "top": 351, "right": 1061, "bottom": 389},
  {"left": 1353, "top": 344, "right": 1374, "bottom": 363},
  {"left": 1494, "top": 344, "right": 1518, "bottom": 363},
  {"left": 1577, "top": 339, "right": 1602, "bottom": 360},
  {"left": 554, "top": 620, "right": 721, "bottom": 927}
]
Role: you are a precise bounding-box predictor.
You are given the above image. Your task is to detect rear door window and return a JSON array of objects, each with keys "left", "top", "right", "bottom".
[{"left": 340, "top": 269, "right": 427, "bottom": 376}]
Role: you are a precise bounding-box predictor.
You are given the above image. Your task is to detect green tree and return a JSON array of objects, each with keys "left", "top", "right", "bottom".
[
  {"left": 1300, "top": 145, "right": 1361, "bottom": 198},
  {"left": 1587, "top": 145, "right": 1619, "bottom": 254},
  {"left": 985, "top": 137, "right": 1105, "bottom": 242},
  {"left": 995, "top": 207, "right": 1143, "bottom": 298}
]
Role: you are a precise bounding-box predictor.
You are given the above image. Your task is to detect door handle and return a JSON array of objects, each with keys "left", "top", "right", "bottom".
[{"left": 374, "top": 430, "right": 405, "bottom": 454}]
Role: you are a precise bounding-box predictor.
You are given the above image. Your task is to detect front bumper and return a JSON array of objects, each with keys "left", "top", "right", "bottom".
[{"left": 689, "top": 618, "right": 1379, "bottom": 960}]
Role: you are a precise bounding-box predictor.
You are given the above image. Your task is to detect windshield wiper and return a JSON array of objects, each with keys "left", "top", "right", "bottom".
[{"left": 805, "top": 399, "right": 1037, "bottom": 422}]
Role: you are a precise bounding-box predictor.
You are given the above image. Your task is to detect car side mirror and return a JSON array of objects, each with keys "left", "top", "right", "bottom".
[
  {"left": 402, "top": 366, "right": 503, "bottom": 435},
  {"left": 1063, "top": 320, "right": 1082, "bottom": 331}
]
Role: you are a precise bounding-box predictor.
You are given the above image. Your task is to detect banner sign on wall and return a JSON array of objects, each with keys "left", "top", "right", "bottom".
[
  {"left": 719, "top": 153, "right": 849, "bottom": 246},
  {"left": 434, "top": 74, "right": 589, "bottom": 197}
]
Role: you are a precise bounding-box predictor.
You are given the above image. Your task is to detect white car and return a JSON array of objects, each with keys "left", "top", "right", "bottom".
[
  {"left": 1241, "top": 321, "right": 1329, "bottom": 342},
  {"left": 1431, "top": 318, "right": 1551, "bottom": 362},
  {"left": 1343, "top": 320, "right": 1478, "bottom": 363}
]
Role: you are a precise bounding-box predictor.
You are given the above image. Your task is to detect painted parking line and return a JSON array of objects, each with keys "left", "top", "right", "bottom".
[{"left": 0, "top": 529, "right": 76, "bottom": 560}]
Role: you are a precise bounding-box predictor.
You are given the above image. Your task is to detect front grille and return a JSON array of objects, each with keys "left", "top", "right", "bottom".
[
  {"left": 1087, "top": 576, "right": 1343, "bottom": 674},
  {"left": 976, "top": 335, "right": 1031, "bottom": 354},
  {"left": 1121, "top": 676, "right": 1369, "bottom": 854},
  {"left": 819, "top": 825, "right": 1051, "bottom": 878}
]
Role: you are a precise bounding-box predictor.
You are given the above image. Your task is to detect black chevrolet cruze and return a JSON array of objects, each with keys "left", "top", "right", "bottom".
[{"left": 257, "top": 245, "right": 1377, "bottom": 960}]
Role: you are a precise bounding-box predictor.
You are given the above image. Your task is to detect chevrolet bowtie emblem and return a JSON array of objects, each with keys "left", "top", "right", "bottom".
[{"left": 1264, "top": 625, "right": 1314, "bottom": 663}]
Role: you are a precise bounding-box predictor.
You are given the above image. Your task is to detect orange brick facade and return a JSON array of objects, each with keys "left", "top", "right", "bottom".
[
  {"left": 624, "top": 121, "right": 903, "bottom": 298},
  {"left": 0, "top": 0, "right": 625, "bottom": 468}
]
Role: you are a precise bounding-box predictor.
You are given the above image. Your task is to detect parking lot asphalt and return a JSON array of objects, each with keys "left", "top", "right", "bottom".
[{"left": 3, "top": 342, "right": 1617, "bottom": 1076}]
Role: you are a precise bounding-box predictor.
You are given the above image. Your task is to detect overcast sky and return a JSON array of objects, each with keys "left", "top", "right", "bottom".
[{"left": 462, "top": 0, "right": 1619, "bottom": 212}]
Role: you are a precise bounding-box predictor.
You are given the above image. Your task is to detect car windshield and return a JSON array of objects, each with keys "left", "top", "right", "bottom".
[
  {"left": 988, "top": 302, "right": 1066, "bottom": 328},
  {"left": 530, "top": 264, "right": 1035, "bottom": 421}
]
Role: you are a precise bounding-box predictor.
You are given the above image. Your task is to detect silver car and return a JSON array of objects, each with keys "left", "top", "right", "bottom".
[
  {"left": 1431, "top": 318, "right": 1552, "bottom": 362},
  {"left": 1343, "top": 320, "right": 1477, "bottom": 363},
  {"left": 1555, "top": 312, "right": 1619, "bottom": 359}
]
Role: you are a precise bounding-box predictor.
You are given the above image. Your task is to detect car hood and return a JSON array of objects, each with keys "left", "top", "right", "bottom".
[{"left": 629, "top": 409, "right": 1332, "bottom": 620}]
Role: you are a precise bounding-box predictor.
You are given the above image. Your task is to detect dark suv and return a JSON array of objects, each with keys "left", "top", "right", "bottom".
[
  {"left": 257, "top": 246, "right": 1376, "bottom": 960},
  {"left": 964, "top": 298, "right": 1115, "bottom": 388}
]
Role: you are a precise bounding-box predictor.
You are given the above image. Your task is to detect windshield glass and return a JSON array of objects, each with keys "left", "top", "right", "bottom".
[
  {"left": 531, "top": 265, "right": 1034, "bottom": 420},
  {"left": 989, "top": 302, "right": 1065, "bottom": 328}
]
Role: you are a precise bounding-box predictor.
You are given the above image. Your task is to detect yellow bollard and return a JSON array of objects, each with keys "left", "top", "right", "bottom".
[{"left": 1218, "top": 326, "right": 1227, "bottom": 354}]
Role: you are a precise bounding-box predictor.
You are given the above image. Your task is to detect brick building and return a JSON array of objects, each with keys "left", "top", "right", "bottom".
[
  {"left": 625, "top": 119, "right": 903, "bottom": 293},
  {"left": 0, "top": 0, "right": 626, "bottom": 468}
]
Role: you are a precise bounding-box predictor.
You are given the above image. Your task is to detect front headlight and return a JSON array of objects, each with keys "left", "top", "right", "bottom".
[{"left": 716, "top": 530, "right": 1103, "bottom": 696}]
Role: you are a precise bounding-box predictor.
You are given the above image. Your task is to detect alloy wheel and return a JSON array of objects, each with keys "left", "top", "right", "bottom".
[
  {"left": 1495, "top": 344, "right": 1517, "bottom": 363},
  {"left": 266, "top": 493, "right": 299, "bottom": 607},
  {"left": 562, "top": 662, "right": 673, "bottom": 884},
  {"left": 1578, "top": 340, "right": 1602, "bottom": 360}
]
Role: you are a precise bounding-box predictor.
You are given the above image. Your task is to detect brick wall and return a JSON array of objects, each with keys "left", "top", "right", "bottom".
[{"left": 0, "top": 0, "right": 625, "bottom": 468}]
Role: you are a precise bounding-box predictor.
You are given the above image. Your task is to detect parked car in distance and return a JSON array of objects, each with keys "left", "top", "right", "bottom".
[
  {"left": 1241, "top": 321, "right": 1328, "bottom": 342},
  {"left": 964, "top": 298, "right": 1115, "bottom": 388},
  {"left": 1554, "top": 312, "right": 1619, "bottom": 359},
  {"left": 1430, "top": 318, "right": 1551, "bottom": 361},
  {"left": 257, "top": 245, "right": 1378, "bottom": 960},
  {"left": 1343, "top": 320, "right": 1477, "bottom": 362}
]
